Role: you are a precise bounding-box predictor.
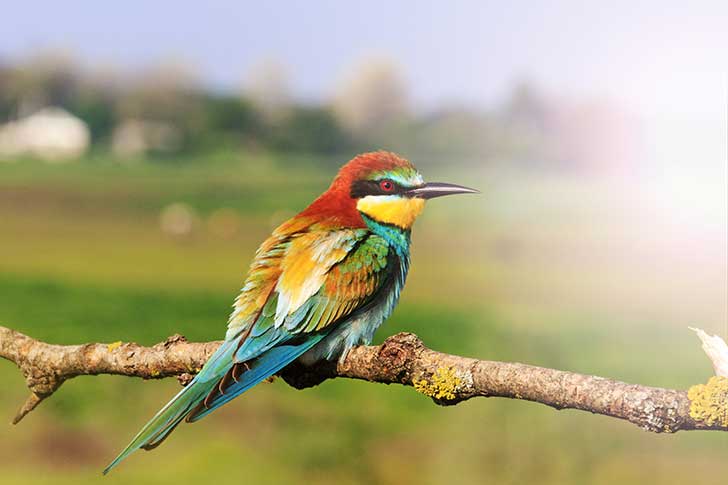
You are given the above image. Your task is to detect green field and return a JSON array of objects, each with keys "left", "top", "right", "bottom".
[{"left": 0, "top": 155, "right": 726, "bottom": 484}]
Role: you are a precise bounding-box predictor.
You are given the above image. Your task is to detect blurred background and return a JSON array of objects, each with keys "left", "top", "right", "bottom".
[{"left": 0, "top": 2, "right": 726, "bottom": 484}]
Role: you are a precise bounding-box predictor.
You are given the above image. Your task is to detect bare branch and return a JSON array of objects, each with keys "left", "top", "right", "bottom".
[
  {"left": 0, "top": 326, "right": 219, "bottom": 423},
  {"left": 0, "top": 325, "right": 724, "bottom": 432}
]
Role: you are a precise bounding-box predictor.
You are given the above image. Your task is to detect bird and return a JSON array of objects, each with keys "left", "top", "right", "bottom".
[{"left": 104, "top": 151, "right": 477, "bottom": 473}]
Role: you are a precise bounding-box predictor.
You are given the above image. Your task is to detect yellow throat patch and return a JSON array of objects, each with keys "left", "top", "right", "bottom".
[{"left": 356, "top": 196, "right": 425, "bottom": 229}]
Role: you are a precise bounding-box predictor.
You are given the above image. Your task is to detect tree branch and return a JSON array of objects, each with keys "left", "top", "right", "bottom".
[{"left": 0, "top": 325, "right": 725, "bottom": 432}]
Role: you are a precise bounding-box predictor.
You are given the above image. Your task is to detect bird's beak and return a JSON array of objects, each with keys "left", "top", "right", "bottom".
[{"left": 406, "top": 182, "right": 480, "bottom": 199}]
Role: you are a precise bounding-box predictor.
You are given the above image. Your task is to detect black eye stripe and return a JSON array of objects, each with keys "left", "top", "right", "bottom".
[{"left": 350, "top": 179, "right": 406, "bottom": 198}]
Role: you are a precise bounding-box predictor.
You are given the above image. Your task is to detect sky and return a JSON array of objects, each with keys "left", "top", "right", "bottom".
[{"left": 2, "top": 1, "right": 726, "bottom": 120}]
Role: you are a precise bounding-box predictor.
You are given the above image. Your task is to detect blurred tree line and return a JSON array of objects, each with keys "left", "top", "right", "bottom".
[
  {"left": 0, "top": 53, "right": 356, "bottom": 158},
  {"left": 0, "top": 51, "right": 638, "bottom": 171}
]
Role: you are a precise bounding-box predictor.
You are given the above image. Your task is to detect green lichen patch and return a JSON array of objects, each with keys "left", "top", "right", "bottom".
[
  {"left": 414, "top": 367, "right": 462, "bottom": 401},
  {"left": 688, "top": 376, "right": 728, "bottom": 427}
]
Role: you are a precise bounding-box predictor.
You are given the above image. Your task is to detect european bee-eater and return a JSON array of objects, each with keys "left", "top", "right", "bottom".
[{"left": 104, "top": 151, "right": 477, "bottom": 473}]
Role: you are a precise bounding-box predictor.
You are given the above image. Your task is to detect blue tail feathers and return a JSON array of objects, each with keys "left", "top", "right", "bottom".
[
  {"left": 103, "top": 334, "right": 326, "bottom": 474},
  {"left": 103, "top": 339, "right": 239, "bottom": 474},
  {"left": 187, "top": 334, "right": 326, "bottom": 422}
]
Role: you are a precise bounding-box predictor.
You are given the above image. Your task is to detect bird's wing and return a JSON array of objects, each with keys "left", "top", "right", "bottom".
[
  {"left": 104, "top": 218, "right": 397, "bottom": 472},
  {"left": 225, "top": 216, "right": 367, "bottom": 340},
  {"left": 184, "top": 220, "right": 395, "bottom": 421}
]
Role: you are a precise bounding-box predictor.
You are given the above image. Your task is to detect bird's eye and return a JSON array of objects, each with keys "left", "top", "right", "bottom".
[{"left": 379, "top": 180, "right": 395, "bottom": 192}]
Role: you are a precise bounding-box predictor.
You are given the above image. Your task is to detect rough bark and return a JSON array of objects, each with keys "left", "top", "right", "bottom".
[{"left": 0, "top": 325, "right": 724, "bottom": 432}]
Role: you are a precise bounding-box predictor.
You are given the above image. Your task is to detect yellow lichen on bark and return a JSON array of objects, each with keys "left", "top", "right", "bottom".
[
  {"left": 688, "top": 376, "right": 728, "bottom": 427},
  {"left": 414, "top": 367, "right": 462, "bottom": 400},
  {"left": 107, "top": 341, "right": 122, "bottom": 352}
]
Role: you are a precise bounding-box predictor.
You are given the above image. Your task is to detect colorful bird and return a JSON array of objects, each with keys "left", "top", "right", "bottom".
[{"left": 104, "top": 151, "right": 477, "bottom": 473}]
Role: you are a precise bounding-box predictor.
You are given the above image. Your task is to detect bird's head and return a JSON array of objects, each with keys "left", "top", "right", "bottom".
[{"left": 303, "top": 151, "right": 478, "bottom": 230}]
